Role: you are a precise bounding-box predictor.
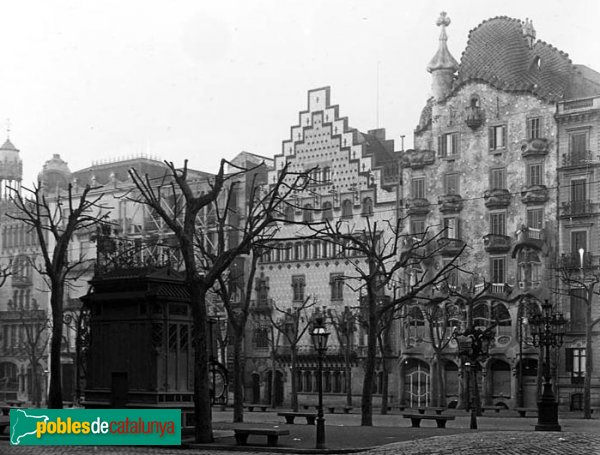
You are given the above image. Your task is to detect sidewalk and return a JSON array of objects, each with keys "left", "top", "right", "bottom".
[{"left": 187, "top": 408, "right": 600, "bottom": 453}]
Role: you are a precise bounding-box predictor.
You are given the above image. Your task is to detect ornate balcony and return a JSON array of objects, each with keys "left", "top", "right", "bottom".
[
  {"left": 521, "top": 185, "right": 549, "bottom": 205},
  {"left": 437, "top": 238, "right": 465, "bottom": 256},
  {"left": 557, "top": 252, "right": 597, "bottom": 270},
  {"left": 406, "top": 198, "right": 431, "bottom": 216},
  {"left": 438, "top": 194, "right": 464, "bottom": 213},
  {"left": 483, "top": 233, "right": 512, "bottom": 253},
  {"left": 484, "top": 189, "right": 511, "bottom": 209},
  {"left": 520, "top": 138, "right": 549, "bottom": 158},
  {"left": 402, "top": 149, "right": 435, "bottom": 169},
  {"left": 560, "top": 151, "right": 598, "bottom": 169},
  {"left": 513, "top": 226, "right": 545, "bottom": 253},
  {"left": 560, "top": 200, "right": 598, "bottom": 218},
  {"left": 465, "top": 106, "right": 484, "bottom": 130}
]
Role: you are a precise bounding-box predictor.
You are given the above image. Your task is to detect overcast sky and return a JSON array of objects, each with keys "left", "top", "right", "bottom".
[{"left": 2, "top": 0, "right": 600, "bottom": 185}]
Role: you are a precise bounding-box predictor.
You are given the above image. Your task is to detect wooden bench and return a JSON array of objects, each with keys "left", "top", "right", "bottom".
[
  {"left": 515, "top": 407, "right": 537, "bottom": 417},
  {"left": 327, "top": 406, "right": 353, "bottom": 414},
  {"left": 233, "top": 428, "right": 290, "bottom": 447},
  {"left": 417, "top": 407, "right": 445, "bottom": 415},
  {"left": 244, "top": 403, "right": 268, "bottom": 412},
  {"left": 403, "top": 413, "right": 455, "bottom": 428},
  {"left": 481, "top": 405, "right": 504, "bottom": 413},
  {"left": 277, "top": 412, "right": 316, "bottom": 425}
]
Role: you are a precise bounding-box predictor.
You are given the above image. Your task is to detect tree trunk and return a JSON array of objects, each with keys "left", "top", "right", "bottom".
[
  {"left": 584, "top": 302, "right": 593, "bottom": 419},
  {"left": 345, "top": 344, "right": 352, "bottom": 407},
  {"left": 190, "top": 282, "right": 213, "bottom": 443},
  {"left": 232, "top": 328, "right": 245, "bottom": 423},
  {"left": 380, "top": 360, "right": 389, "bottom": 415},
  {"left": 48, "top": 284, "right": 64, "bottom": 409},
  {"left": 290, "top": 346, "right": 298, "bottom": 412},
  {"left": 458, "top": 363, "right": 468, "bottom": 410},
  {"left": 360, "top": 292, "right": 377, "bottom": 426},
  {"left": 270, "top": 352, "right": 277, "bottom": 408}
]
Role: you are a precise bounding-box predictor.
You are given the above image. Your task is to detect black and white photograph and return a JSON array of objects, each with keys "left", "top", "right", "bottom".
[{"left": 1, "top": 0, "right": 599, "bottom": 453}]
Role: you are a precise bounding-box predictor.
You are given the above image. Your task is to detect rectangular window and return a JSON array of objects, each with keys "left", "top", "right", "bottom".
[
  {"left": 565, "top": 347, "right": 586, "bottom": 384},
  {"left": 527, "top": 209, "right": 544, "bottom": 229},
  {"left": 571, "top": 231, "right": 587, "bottom": 253},
  {"left": 489, "top": 125, "right": 507, "bottom": 150},
  {"left": 444, "top": 173, "right": 459, "bottom": 195},
  {"left": 490, "top": 168, "right": 506, "bottom": 190},
  {"left": 443, "top": 217, "right": 460, "bottom": 239},
  {"left": 438, "top": 133, "right": 459, "bottom": 158},
  {"left": 527, "top": 117, "right": 541, "bottom": 139},
  {"left": 490, "top": 212, "right": 506, "bottom": 236},
  {"left": 330, "top": 273, "right": 344, "bottom": 301},
  {"left": 569, "top": 289, "right": 586, "bottom": 332},
  {"left": 569, "top": 131, "right": 588, "bottom": 162},
  {"left": 411, "top": 178, "right": 425, "bottom": 199},
  {"left": 254, "top": 328, "right": 269, "bottom": 349},
  {"left": 571, "top": 179, "right": 586, "bottom": 202},
  {"left": 410, "top": 219, "right": 426, "bottom": 236},
  {"left": 292, "top": 275, "right": 306, "bottom": 302},
  {"left": 490, "top": 257, "right": 506, "bottom": 283},
  {"left": 527, "top": 163, "right": 543, "bottom": 186}
]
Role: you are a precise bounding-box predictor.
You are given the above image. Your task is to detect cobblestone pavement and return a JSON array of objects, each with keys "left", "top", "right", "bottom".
[{"left": 2, "top": 432, "right": 600, "bottom": 455}]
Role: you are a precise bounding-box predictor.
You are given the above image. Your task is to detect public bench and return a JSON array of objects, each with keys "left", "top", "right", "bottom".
[
  {"left": 277, "top": 412, "right": 316, "bottom": 425},
  {"left": 327, "top": 406, "right": 353, "bottom": 414},
  {"left": 417, "top": 407, "right": 445, "bottom": 415},
  {"left": 233, "top": 428, "right": 290, "bottom": 447},
  {"left": 244, "top": 403, "right": 268, "bottom": 412},
  {"left": 481, "top": 405, "right": 504, "bottom": 413},
  {"left": 402, "top": 413, "right": 455, "bottom": 428},
  {"left": 515, "top": 407, "right": 537, "bottom": 417}
]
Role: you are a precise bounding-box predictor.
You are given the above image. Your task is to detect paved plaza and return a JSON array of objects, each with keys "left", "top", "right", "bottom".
[{"left": 2, "top": 409, "right": 599, "bottom": 454}]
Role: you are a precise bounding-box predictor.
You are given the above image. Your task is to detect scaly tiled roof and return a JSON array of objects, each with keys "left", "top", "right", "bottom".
[{"left": 456, "top": 16, "right": 599, "bottom": 101}]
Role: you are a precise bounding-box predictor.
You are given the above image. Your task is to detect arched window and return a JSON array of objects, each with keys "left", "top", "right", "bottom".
[
  {"left": 296, "top": 370, "right": 303, "bottom": 392},
  {"left": 333, "top": 371, "right": 342, "bottom": 393},
  {"left": 294, "top": 243, "right": 302, "bottom": 261},
  {"left": 303, "top": 204, "right": 313, "bottom": 223},
  {"left": 304, "top": 371, "right": 313, "bottom": 392},
  {"left": 492, "top": 301, "right": 512, "bottom": 336},
  {"left": 323, "top": 371, "right": 331, "bottom": 393},
  {"left": 303, "top": 242, "right": 311, "bottom": 260},
  {"left": 341, "top": 199, "right": 353, "bottom": 218},
  {"left": 284, "top": 206, "right": 295, "bottom": 223},
  {"left": 0, "top": 362, "right": 18, "bottom": 392},
  {"left": 312, "top": 241, "right": 320, "bottom": 259},
  {"left": 285, "top": 243, "right": 293, "bottom": 261},
  {"left": 407, "top": 306, "right": 425, "bottom": 341},
  {"left": 472, "top": 302, "right": 490, "bottom": 329},
  {"left": 322, "top": 167, "right": 331, "bottom": 183},
  {"left": 362, "top": 197, "right": 373, "bottom": 216},
  {"left": 322, "top": 202, "right": 333, "bottom": 221},
  {"left": 517, "top": 249, "right": 542, "bottom": 289}
]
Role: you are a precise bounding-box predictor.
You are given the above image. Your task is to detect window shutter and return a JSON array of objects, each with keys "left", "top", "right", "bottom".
[
  {"left": 452, "top": 133, "right": 459, "bottom": 155},
  {"left": 565, "top": 349, "right": 573, "bottom": 372},
  {"left": 488, "top": 127, "right": 494, "bottom": 149},
  {"left": 502, "top": 125, "right": 507, "bottom": 148},
  {"left": 437, "top": 135, "right": 443, "bottom": 157}
]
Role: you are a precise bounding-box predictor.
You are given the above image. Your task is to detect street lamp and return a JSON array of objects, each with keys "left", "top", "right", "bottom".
[
  {"left": 453, "top": 326, "right": 495, "bottom": 429},
  {"left": 529, "top": 299, "right": 566, "bottom": 431},
  {"left": 311, "top": 315, "right": 329, "bottom": 449}
]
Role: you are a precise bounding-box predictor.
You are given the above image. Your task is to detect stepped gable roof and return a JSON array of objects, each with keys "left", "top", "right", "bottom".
[
  {"left": 0, "top": 139, "right": 18, "bottom": 151},
  {"left": 356, "top": 129, "right": 397, "bottom": 168},
  {"left": 455, "top": 16, "right": 594, "bottom": 101}
]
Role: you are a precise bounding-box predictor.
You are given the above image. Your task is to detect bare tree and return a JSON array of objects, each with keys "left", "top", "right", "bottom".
[
  {"left": 312, "top": 218, "right": 465, "bottom": 426},
  {"left": 129, "top": 160, "right": 310, "bottom": 442},
  {"left": 9, "top": 184, "right": 109, "bottom": 408},
  {"left": 556, "top": 253, "right": 600, "bottom": 419},
  {"left": 18, "top": 309, "right": 49, "bottom": 407},
  {"left": 268, "top": 296, "right": 316, "bottom": 412},
  {"left": 327, "top": 306, "right": 357, "bottom": 408}
]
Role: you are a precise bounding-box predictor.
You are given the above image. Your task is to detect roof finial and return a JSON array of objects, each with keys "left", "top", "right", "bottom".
[{"left": 6, "top": 118, "right": 10, "bottom": 139}]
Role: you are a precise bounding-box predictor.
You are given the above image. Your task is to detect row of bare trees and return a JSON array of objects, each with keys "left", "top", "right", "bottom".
[{"left": 4, "top": 158, "right": 597, "bottom": 447}]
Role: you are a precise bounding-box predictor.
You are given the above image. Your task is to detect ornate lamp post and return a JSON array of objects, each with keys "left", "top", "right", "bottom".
[
  {"left": 311, "top": 315, "right": 329, "bottom": 449},
  {"left": 529, "top": 299, "right": 566, "bottom": 431},
  {"left": 453, "top": 326, "right": 495, "bottom": 429}
]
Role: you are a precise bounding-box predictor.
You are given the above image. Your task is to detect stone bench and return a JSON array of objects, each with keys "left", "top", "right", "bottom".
[
  {"left": 277, "top": 412, "right": 316, "bottom": 425},
  {"left": 327, "top": 406, "right": 353, "bottom": 414},
  {"left": 417, "top": 407, "right": 445, "bottom": 415},
  {"left": 233, "top": 428, "right": 290, "bottom": 447},
  {"left": 481, "top": 405, "right": 504, "bottom": 413},
  {"left": 244, "top": 403, "right": 268, "bottom": 412},
  {"left": 403, "top": 413, "right": 455, "bottom": 428},
  {"left": 515, "top": 407, "right": 537, "bottom": 417}
]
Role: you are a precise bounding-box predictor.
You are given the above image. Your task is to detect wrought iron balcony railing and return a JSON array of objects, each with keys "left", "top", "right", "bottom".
[{"left": 560, "top": 200, "right": 597, "bottom": 218}]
